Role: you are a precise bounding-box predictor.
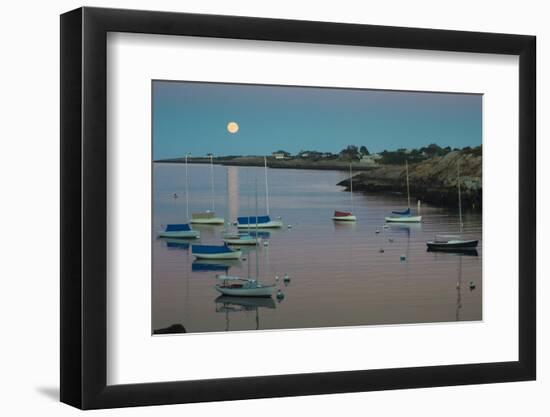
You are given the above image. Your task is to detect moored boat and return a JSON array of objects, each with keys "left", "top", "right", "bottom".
[
  {"left": 237, "top": 215, "right": 283, "bottom": 229},
  {"left": 190, "top": 154, "right": 225, "bottom": 225},
  {"left": 333, "top": 164, "right": 357, "bottom": 222},
  {"left": 385, "top": 160, "right": 422, "bottom": 223},
  {"left": 215, "top": 276, "right": 276, "bottom": 297},
  {"left": 158, "top": 223, "right": 200, "bottom": 239},
  {"left": 426, "top": 162, "right": 478, "bottom": 251}
]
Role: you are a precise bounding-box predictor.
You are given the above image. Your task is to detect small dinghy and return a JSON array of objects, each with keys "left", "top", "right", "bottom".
[
  {"left": 192, "top": 244, "right": 241, "bottom": 259},
  {"left": 215, "top": 276, "right": 276, "bottom": 297},
  {"left": 333, "top": 164, "right": 357, "bottom": 222},
  {"left": 158, "top": 223, "right": 200, "bottom": 239}
]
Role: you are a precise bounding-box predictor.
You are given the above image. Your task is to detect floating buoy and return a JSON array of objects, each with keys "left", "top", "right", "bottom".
[
  {"left": 277, "top": 216, "right": 282, "bottom": 220},
  {"left": 375, "top": 229, "right": 380, "bottom": 234},
  {"left": 383, "top": 225, "right": 389, "bottom": 229},
  {"left": 276, "top": 290, "right": 285, "bottom": 301},
  {"left": 400, "top": 254, "right": 406, "bottom": 261},
  {"left": 469, "top": 281, "right": 476, "bottom": 290},
  {"left": 379, "top": 248, "right": 385, "bottom": 253},
  {"left": 284, "top": 273, "right": 290, "bottom": 283},
  {"left": 287, "top": 224, "right": 293, "bottom": 229},
  {"left": 173, "top": 193, "right": 178, "bottom": 199},
  {"left": 242, "top": 257, "right": 247, "bottom": 261},
  {"left": 275, "top": 275, "right": 279, "bottom": 281},
  {"left": 263, "top": 240, "right": 269, "bottom": 247}
]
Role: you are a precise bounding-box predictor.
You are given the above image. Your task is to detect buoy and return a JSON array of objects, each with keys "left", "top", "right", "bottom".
[
  {"left": 173, "top": 193, "right": 178, "bottom": 199},
  {"left": 242, "top": 257, "right": 247, "bottom": 261},
  {"left": 277, "top": 216, "right": 282, "bottom": 220},
  {"left": 287, "top": 224, "right": 293, "bottom": 229},
  {"left": 400, "top": 254, "right": 406, "bottom": 261},
  {"left": 284, "top": 273, "right": 290, "bottom": 283},
  {"left": 276, "top": 290, "right": 285, "bottom": 301},
  {"left": 379, "top": 248, "right": 385, "bottom": 253},
  {"left": 375, "top": 229, "right": 380, "bottom": 234},
  {"left": 275, "top": 275, "right": 279, "bottom": 281},
  {"left": 469, "top": 281, "right": 476, "bottom": 290},
  {"left": 383, "top": 225, "right": 389, "bottom": 229},
  {"left": 263, "top": 240, "right": 269, "bottom": 247}
]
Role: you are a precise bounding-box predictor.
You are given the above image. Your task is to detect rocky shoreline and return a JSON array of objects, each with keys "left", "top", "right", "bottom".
[{"left": 338, "top": 151, "right": 482, "bottom": 211}]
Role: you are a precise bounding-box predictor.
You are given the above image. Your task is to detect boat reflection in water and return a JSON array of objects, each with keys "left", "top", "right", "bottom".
[
  {"left": 427, "top": 247, "right": 478, "bottom": 256},
  {"left": 215, "top": 295, "right": 276, "bottom": 331},
  {"left": 191, "top": 259, "right": 241, "bottom": 273},
  {"left": 159, "top": 237, "right": 193, "bottom": 250}
]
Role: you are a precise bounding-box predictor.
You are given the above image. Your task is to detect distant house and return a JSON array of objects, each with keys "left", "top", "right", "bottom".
[
  {"left": 272, "top": 151, "right": 291, "bottom": 160},
  {"left": 360, "top": 153, "right": 382, "bottom": 166}
]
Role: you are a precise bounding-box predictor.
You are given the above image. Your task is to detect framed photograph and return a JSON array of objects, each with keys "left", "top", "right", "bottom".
[{"left": 60, "top": 7, "right": 536, "bottom": 409}]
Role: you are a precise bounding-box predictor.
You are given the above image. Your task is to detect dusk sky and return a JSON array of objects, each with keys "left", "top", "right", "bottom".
[{"left": 152, "top": 80, "right": 482, "bottom": 160}]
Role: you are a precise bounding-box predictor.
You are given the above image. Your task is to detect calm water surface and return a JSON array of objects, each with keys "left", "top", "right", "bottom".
[{"left": 153, "top": 163, "right": 482, "bottom": 333}]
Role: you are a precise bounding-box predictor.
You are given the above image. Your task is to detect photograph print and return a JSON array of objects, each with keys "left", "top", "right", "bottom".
[{"left": 152, "top": 80, "right": 482, "bottom": 335}]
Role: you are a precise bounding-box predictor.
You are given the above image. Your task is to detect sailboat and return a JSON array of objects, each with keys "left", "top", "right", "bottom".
[
  {"left": 190, "top": 154, "right": 225, "bottom": 225},
  {"left": 427, "top": 162, "right": 478, "bottom": 251},
  {"left": 191, "top": 243, "right": 242, "bottom": 259},
  {"left": 158, "top": 154, "right": 200, "bottom": 239},
  {"left": 333, "top": 164, "right": 357, "bottom": 221},
  {"left": 385, "top": 160, "right": 422, "bottom": 223},
  {"left": 237, "top": 156, "right": 283, "bottom": 229},
  {"left": 223, "top": 167, "right": 259, "bottom": 245},
  {"left": 216, "top": 178, "right": 277, "bottom": 297}
]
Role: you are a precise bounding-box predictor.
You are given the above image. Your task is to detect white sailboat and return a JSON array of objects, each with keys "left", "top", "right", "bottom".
[
  {"left": 237, "top": 156, "right": 283, "bottom": 228},
  {"left": 427, "top": 162, "right": 478, "bottom": 251},
  {"left": 223, "top": 167, "right": 259, "bottom": 245},
  {"left": 385, "top": 160, "right": 422, "bottom": 223},
  {"left": 190, "top": 154, "right": 225, "bottom": 225},
  {"left": 216, "top": 178, "right": 276, "bottom": 297},
  {"left": 333, "top": 164, "right": 357, "bottom": 221},
  {"left": 158, "top": 153, "right": 200, "bottom": 239}
]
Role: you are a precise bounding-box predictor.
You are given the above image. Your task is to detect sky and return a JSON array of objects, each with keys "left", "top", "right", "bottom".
[{"left": 152, "top": 80, "right": 482, "bottom": 160}]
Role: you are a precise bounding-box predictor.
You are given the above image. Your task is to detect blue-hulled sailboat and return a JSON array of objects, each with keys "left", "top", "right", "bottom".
[
  {"left": 385, "top": 160, "right": 422, "bottom": 223},
  {"left": 158, "top": 154, "right": 200, "bottom": 239},
  {"left": 192, "top": 244, "right": 242, "bottom": 260},
  {"left": 237, "top": 157, "right": 283, "bottom": 229}
]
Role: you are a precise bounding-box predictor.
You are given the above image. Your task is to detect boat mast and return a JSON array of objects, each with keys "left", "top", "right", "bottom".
[
  {"left": 264, "top": 156, "right": 270, "bottom": 216},
  {"left": 255, "top": 177, "right": 260, "bottom": 279},
  {"left": 406, "top": 160, "right": 411, "bottom": 208},
  {"left": 185, "top": 153, "right": 190, "bottom": 221},
  {"left": 224, "top": 167, "right": 229, "bottom": 233},
  {"left": 457, "top": 161, "right": 463, "bottom": 232},
  {"left": 349, "top": 164, "right": 354, "bottom": 212},
  {"left": 209, "top": 154, "right": 215, "bottom": 212}
]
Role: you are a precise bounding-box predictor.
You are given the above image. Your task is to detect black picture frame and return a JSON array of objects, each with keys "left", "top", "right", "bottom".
[{"left": 60, "top": 6, "right": 536, "bottom": 410}]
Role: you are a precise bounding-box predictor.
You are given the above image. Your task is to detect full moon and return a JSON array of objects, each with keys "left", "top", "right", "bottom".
[{"left": 227, "top": 121, "right": 239, "bottom": 134}]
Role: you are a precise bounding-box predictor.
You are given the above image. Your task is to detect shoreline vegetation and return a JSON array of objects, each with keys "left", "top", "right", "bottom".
[{"left": 155, "top": 144, "right": 482, "bottom": 211}]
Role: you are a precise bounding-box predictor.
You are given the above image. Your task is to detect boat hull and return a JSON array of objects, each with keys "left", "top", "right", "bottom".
[
  {"left": 332, "top": 215, "right": 357, "bottom": 221},
  {"left": 158, "top": 230, "right": 200, "bottom": 238},
  {"left": 237, "top": 220, "right": 283, "bottom": 229},
  {"left": 385, "top": 216, "right": 422, "bottom": 223},
  {"left": 223, "top": 237, "right": 259, "bottom": 245},
  {"left": 426, "top": 240, "right": 478, "bottom": 250},
  {"left": 215, "top": 285, "right": 275, "bottom": 297},
  {"left": 190, "top": 217, "right": 225, "bottom": 225},
  {"left": 193, "top": 250, "right": 242, "bottom": 260}
]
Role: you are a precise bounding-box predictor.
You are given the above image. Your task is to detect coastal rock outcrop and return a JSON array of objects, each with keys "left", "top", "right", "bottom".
[{"left": 338, "top": 151, "right": 482, "bottom": 210}]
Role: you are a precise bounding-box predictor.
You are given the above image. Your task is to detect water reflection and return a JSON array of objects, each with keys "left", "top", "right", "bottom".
[
  {"left": 159, "top": 237, "right": 192, "bottom": 250},
  {"left": 215, "top": 295, "right": 276, "bottom": 331},
  {"left": 153, "top": 163, "right": 482, "bottom": 333}
]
